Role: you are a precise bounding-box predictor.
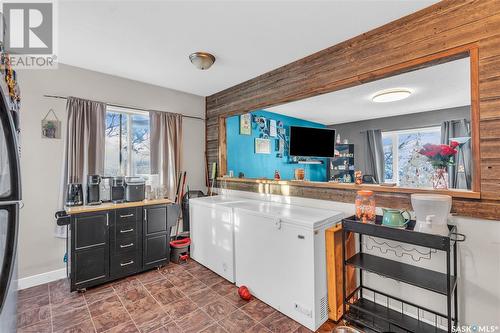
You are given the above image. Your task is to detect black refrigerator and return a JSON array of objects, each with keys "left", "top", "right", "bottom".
[{"left": 0, "top": 78, "right": 21, "bottom": 332}]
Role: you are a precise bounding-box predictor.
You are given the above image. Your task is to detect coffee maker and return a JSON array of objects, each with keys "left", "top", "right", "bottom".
[
  {"left": 87, "top": 175, "right": 101, "bottom": 205},
  {"left": 111, "top": 177, "right": 125, "bottom": 203},
  {"left": 99, "top": 177, "right": 112, "bottom": 202},
  {"left": 66, "top": 183, "right": 83, "bottom": 207}
]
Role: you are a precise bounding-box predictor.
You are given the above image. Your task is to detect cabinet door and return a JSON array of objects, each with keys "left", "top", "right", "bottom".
[
  {"left": 71, "top": 212, "right": 109, "bottom": 290},
  {"left": 142, "top": 205, "right": 169, "bottom": 269}
]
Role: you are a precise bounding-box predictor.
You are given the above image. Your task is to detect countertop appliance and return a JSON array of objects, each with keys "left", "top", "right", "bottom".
[
  {"left": 125, "top": 177, "right": 145, "bottom": 202},
  {"left": 86, "top": 175, "right": 101, "bottom": 205},
  {"left": 0, "top": 74, "right": 21, "bottom": 332},
  {"left": 99, "top": 177, "right": 111, "bottom": 202},
  {"left": 111, "top": 177, "right": 125, "bottom": 203},
  {"left": 66, "top": 183, "right": 83, "bottom": 207},
  {"left": 411, "top": 194, "right": 452, "bottom": 235}
]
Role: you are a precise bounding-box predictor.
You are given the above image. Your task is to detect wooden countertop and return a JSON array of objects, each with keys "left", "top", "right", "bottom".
[
  {"left": 65, "top": 198, "right": 174, "bottom": 215},
  {"left": 217, "top": 177, "right": 480, "bottom": 199}
]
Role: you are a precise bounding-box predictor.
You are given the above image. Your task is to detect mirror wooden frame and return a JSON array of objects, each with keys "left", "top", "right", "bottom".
[{"left": 216, "top": 43, "right": 481, "bottom": 198}]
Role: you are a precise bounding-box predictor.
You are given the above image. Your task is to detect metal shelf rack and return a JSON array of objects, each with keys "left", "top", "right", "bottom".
[{"left": 342, "top": 215, "right": 463, "bottom": 332}]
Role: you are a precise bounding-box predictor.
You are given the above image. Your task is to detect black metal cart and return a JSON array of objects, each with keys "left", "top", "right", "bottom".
[{"left": 342, "top": 215, "right": 464, "bottom": 332}]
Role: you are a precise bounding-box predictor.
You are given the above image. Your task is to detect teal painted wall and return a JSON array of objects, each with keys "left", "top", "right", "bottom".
[{"left": 226, "top": 110, "right": 328, "bottom": 181}]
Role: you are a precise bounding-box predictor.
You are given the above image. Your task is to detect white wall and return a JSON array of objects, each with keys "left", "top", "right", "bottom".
[
  {"left": 217, "top": 188, "right": 500, "bottom": 326},
  {"left": 17, "top": 64, "right": 206, "bottom": 279}
]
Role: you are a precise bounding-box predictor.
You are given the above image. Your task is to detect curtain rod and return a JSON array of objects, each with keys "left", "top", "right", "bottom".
[{"left": 43, "top": 94, "right": 205, "bottom": 121}]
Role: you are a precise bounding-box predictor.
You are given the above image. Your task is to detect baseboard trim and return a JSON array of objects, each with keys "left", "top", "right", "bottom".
[{"left": 18, "top": 268, "right": 67, "bottom": 290}]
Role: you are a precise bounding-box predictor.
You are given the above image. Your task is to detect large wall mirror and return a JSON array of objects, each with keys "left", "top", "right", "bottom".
[{"left": 221, "top": 47, "right": 479, "bottom": 195}]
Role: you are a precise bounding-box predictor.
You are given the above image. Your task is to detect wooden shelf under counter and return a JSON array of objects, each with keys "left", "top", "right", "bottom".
[{"left": 65, "top": 198, "right": 174, "bottom": 215}]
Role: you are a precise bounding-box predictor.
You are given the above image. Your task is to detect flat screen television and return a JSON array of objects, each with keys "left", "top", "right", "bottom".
[{"left": 289, "top": 126, "right": 336, "bottom": 157}]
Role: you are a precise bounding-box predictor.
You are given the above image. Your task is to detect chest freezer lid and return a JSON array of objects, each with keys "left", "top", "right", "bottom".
[
  {"left": 189, "top": 195, "right": 253, "bottom": 208},
  {"left": 231, "top": 201, "right": 344, "bottom": 230}
]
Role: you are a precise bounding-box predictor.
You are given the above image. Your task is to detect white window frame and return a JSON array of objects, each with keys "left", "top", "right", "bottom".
[
  {"left": 382, "top": 126, "right": 441, "bottom": 185},
  {"left": 105, "top": 106, "right": 150, "bottom": 176}
]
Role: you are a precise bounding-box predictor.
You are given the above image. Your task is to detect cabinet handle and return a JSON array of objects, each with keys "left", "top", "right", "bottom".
[
  {"left": 120, "top": 243, "right": 134, "bottom": 248},
  {"left": 106, "top": 214, "right": 109, "bottom": 227},
  {"left": 120, "top": 260, "right": 134, "bottom": 267},
  {"left": 120, "top": 214, "right": 134, "bottom": 218},
  {"left": 144, "top": 209, "right": 147, "bottom": 222},
  {"left": 120, "top": 228, "right": 134, "bottom": 234}
]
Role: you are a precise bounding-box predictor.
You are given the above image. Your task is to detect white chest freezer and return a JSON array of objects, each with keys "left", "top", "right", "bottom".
[
  {"left": 189, "top": 195, "right": 250, "bottom": 282},
  {"left": 232, "top": 201, "right": 344, "bottom": 331}
]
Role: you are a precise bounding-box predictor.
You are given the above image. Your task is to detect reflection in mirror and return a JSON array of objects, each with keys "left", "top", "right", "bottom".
[{"left": 225, "top": 56, "right": 472, "bottom": 191}]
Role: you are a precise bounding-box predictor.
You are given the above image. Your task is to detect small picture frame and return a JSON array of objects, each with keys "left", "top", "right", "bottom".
[
  {"left": 41, "top": 109, "right": 61, "bottom": 139},
  {"left": 240, "top": 113, "right": 251, "bottom": 135},
  {"left": 255, "top": 138, "right": 271, "bottom": 154}
]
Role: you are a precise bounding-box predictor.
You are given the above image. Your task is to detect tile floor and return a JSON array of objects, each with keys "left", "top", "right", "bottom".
[{"left": 17, "top": 259, "right": 339, "bottom": 333}]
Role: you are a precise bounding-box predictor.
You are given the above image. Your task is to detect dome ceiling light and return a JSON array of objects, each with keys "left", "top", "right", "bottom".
[
  {"left": 189, "top": 52, "right": 216, "bottom": 70},
  {"left": 372, "top": 88, "right": 412, "bottom": 103}
]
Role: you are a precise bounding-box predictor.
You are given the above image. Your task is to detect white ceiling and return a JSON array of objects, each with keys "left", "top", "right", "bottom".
[
  {"left": 58, "top": 0, "right": 438, "bottom": 96},
  {"left": 266, "top": 57, "right": 471, "bottom": 125}
]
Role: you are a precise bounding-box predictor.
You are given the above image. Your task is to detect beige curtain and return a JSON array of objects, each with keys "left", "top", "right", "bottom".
[
  {"left": 59, "top": 97, "right": 106, "bottom": 208},
  {"left": 150, "top": 111, "right": 183, "bottom": 200}
]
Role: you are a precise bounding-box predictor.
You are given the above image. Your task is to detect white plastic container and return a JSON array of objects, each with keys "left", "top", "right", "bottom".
[{"left": 411, "top": 194, "right": 452, "bottom": 236}]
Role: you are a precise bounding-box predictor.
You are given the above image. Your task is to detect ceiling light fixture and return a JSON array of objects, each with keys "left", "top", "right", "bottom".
[
  {"left": 189, "top": 52, "right": 216, "bottom": 70},
  {"left": 372, "top": 88, "right": 412, "bottom": 103}
]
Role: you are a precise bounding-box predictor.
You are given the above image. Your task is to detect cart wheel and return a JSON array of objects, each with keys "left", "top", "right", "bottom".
[{"left": 77, "top": 288, "right": 86, "bottom": 293}]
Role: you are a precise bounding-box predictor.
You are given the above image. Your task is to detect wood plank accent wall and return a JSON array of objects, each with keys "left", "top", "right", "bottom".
[{"left": 205, "top": 0, "right": 500, "bottom": 221}]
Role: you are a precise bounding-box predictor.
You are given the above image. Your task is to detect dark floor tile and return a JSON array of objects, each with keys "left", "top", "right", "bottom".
[
  {"left": 200, "top": 323, "right": 228, "bottom": 333},
  {"left": 153, "top": 287, "right": 185, "bottom": 306},
  {"left": 188, "top": 287, "right": 221, "bottom": 307},
  {"left": 92, "top": 307, "right": 131, "bottom": 333},
  {"left": 50, "top": 292, "right": 86, "bottom": 315},
  {"left": 49, "top": 279, "right": 74, "bottom": 302},
  {"left": 294, "top": 325, "right": 314, "bottom": 333},
  {"left": 261, "top": 311, "right": 300, "bottom": 333},
  {"left": 162, "top": 297, "right": 198, "bottom": 319},
  {"left": 126, "top": 295, "right": 162, "bottom": 316},
  {"left": 144, "top": 279, "right": 175, "bottom": 295},
  {"left": 133, "top": 308, "right": 170, "bottom": 333},
  {"left": 202, "top": 298, "right": 237, "bottom": 321},
  {"left": 183, "top": 260, "right": 204, "bottom": 272},
  {"left": 218, "top": 309, "right": 256, "bottom": 333},
  {"left": 88, "top": 294, "right": 124, "bottom": 317},
  {"left": 112, "top": 277, "right": 142, "bottom": 294},
  {"left": 210, "top": 280, "right": 236, "bottom": 298},
  {"left": 136, "top": 269, "right": 165, "bottom": 284},
  {"left": 17, "top": 304, "right": 51, "bottom": 328},
  {"left": 166, "top": 270, "right": 196, "bottom": 287},
  {"left": 160, "top": 263, "right": 186, "bottom": 277},
  {"left": 84, "top": 285, "right": 116, "bottom": 304},
  {"left": 18, "top": 284, "right": 49, "bottom": 302},
  {"left": 17, "top": 320, "right": 52, "bottom": 333},
  {"left": 174, "top": 276, "right": 207, "bottom": 295},
  {"left": 52, "top": 305, "right": 91, "bottom": 332},
  {"left": 118, "top": 286, "right": 150, "bottom": 305},
  {"left": 155, "top": 322, "right": 183, "bottom": 333},
  {"left": 18, "top": 294, "right": 50, "bottom": 314},
  {"left": 223, "top": 291, "right": 253, "bottom": 308},
  {"left": 198, "top": 271, "right": 225, "bottom": 287},
  {"left": 101, "top": 320, "right": 139, "bottom": 333},
  {"left": 175, "top": 309, "right": 214, "bottom": 333},
  {"left": 53, "top": 318, "right": 96, "bottom": 333},
  {"left": 245, "top": 323, "right": 272, "bottom": 333},
  {"left": 240, "top": 299, "right": 276, "bottom": 322}
]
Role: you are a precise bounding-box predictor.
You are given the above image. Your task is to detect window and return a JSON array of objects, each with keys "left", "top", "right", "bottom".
[
  {"left": 104, "top": 107, "right": 150, "bottom": 177},
  {"left": 382, "top": 126, "right": 441, "bottom": 188}
]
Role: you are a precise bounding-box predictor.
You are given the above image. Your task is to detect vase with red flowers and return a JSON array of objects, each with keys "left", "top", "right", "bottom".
[{"left": 418, "top": 141, "right": 459, "bottom": 189}]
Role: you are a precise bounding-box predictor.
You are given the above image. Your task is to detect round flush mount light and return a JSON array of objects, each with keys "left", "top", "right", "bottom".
[
  {"left": 372, "top": 88, "right": 412, "bottom": 103},
  {"left": 189, "top": 52, "right": 216, "bottom": 70}
]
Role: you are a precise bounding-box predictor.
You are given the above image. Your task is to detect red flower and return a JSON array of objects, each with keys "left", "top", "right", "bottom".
[{"left": 450, "top": 141, "right": 459, "bottom": 148}]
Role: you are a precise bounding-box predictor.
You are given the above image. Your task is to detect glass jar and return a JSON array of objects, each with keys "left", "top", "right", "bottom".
[{"left": 355, "top": 190, "right": 376, "bottom": 223}]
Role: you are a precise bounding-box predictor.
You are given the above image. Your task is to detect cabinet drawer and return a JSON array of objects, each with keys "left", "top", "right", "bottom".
[
  {"left": 116, "top": 207, "right": 139, "bottom": 224},
  {"left": 115, "top": 220, "right": 138, "bottom": 242},
  {"left": 111, "top": 253, "right": 139, "bottom": 278},
  {"left": 113, "top": 235, "right": 139, "bottom": 255}
]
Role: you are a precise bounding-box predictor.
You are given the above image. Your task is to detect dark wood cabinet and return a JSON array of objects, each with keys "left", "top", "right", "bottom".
[
  {"left": 142, "top": 205, "right": 169, "bottom": 269},
  {"left": 70, "top": 211, "right": 110, "bottom": 291},
  {"left": 68, "top": 202, "right": 179, "bottom": 292}
]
